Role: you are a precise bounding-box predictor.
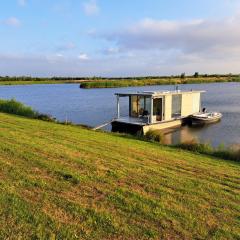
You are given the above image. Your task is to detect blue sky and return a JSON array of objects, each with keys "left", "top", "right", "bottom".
[{"left": 0, "top": 0, "right": 240, "bottom": 77}]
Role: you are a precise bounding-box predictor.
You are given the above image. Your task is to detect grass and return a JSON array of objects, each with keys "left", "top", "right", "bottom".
[
  {"left": 0, "top": 113, "right": 239, "bottom": 239},
  {"left": 80, "top": 75, "right": 240, "bottom": 89}
]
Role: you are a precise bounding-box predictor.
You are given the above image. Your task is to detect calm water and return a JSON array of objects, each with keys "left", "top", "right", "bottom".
[{"left": 1, "top": 82, "right": 240, "bottom": 147}]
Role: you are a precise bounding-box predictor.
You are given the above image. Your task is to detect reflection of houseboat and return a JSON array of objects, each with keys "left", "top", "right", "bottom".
[{"left": 111, "top": 90, "right": 205, "bottom": 134}]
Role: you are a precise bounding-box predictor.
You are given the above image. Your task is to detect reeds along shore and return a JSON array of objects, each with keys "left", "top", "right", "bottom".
[{"left": 80, "top": 75, "right": 240, "bottom": 89}]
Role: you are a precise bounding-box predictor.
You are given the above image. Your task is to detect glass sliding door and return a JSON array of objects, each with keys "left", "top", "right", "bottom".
[{"left": 153, "top": 98, "right": 163, "bottom": 122}]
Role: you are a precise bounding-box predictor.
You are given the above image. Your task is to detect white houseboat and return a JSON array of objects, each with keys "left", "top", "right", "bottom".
[{"left": 111, "top": 90, "right": 205, "bottom": 134}]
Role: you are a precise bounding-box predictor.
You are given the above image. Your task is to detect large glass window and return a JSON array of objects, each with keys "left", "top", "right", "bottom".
[
  {"left": 130, "top": 96, "right": 151, "bottom": 117},
  {"left": 172, "top": 95, "right": 182, "bottom": 118}
]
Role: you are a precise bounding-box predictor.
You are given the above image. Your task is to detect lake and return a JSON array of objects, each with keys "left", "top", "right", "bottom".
[{"left": 1, "top": 82, "right": 240, "bottom": 148}]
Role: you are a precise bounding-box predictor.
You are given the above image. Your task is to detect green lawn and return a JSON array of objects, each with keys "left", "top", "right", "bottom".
[{"left": 0, "top": 113, "right": 239, "bottom": 239}]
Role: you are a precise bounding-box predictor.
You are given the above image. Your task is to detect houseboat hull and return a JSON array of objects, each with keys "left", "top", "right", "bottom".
[{"left": 112, "top": 118, "right": 184, "bottom": 135}]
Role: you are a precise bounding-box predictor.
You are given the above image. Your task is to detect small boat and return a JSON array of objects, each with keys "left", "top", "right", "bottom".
[{"left": 190, "top": 112, "right": 222, "bottom": 125}]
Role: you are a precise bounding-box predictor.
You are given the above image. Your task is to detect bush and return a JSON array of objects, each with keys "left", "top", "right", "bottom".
[
  {"left": 176, "top": 140, "right": 240, "bottom": 162},
  {"left": 37, "top": 113, "right": 54, "bottom": 122},
  {"left": 213, "top": 148, "right": 240, "bottom": 162},
  {"left": 180, "top": 73, "right": 186, "bottom": 79},
  {"left": 0, "top": 99, "right": 54, "bottom": 122},
  {"left": 176, "top": 139, "right": 213, "bottom": 154},
  {"left": 145, "top": 130, "right": 164, "bottom": 143},
  {"left": 0, "top": 99, "right": 38, "bottom": 118}
]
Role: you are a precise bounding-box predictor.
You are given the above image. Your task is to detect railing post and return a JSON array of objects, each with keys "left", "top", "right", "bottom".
[
  {"left": 150, "top": 97, "right": 153, "bottom": 124},
  {"left": 117, "top": 95, "right": 120, "bottom": 118}
]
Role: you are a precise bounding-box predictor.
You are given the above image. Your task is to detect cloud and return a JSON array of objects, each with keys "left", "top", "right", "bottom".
[
  {"left": 56, "top": 42, "right": 76, "bottom": 52},
  {"left": 56, "top": 53, "right": 64, "bottom": 58},
  {"left": 78, "top": 53, "right": 89, "bottom": 60},
  {"left": 87, "top": 28, "right": 97, "bottom": 36},
  {"left": 18, "top": 0, "right": 26, "bottom": 6},
  {"left": 103, "top": 16, "right": 240, "bottom": 56},
  {"left": 104, "top": 47, "right": 120, "bottom": 55},
  {"left": 2, "top": 17, "right": 21, "bottom": 27},
  {"left": 83, "top": 0, "right": 99, "bottom": 16}
]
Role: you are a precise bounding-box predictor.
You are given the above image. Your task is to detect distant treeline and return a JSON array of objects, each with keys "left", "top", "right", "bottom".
[
  {"left": 0, "top": 73, "right": 240, "bottom": 82},
  {"left": 0, "top": 76, "right": 51, "bottom": 81}
]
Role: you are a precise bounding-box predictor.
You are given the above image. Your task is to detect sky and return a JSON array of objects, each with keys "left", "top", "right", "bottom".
[{"left": 0, "top": 0, "right": 240, "bottom": 77}]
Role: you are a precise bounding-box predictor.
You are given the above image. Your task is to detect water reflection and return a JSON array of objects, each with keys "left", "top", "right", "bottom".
[{"left": 163, "top": 123, "right": 221, "bottom": 146}]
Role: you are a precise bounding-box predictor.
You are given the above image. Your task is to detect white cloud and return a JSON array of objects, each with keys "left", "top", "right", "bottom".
[
  {"left": 101, "top": 47, "right": 120, "bottom": 56},
  {"left": 107, "top": 47, "right": 119, "bottom": 54},
  {"left": 83, "top": 0, "right": 99, "bottom": 16},
  {"left": 56, "top": 53, "right": 64, "bottom": 58},
  {"left": 18, "top": 0, "right": 26, "bottom": 6},
  {"left": 3, "top": 17, "right": 21, "bottom": 27},
  {"left": 91, "top": 15, "right": 240, "bottom": 75},
  {"left": 104, "top": 16, "right": 240, "bottom": 55},
  {"left": 87, "top": 28, "right": 97, "bottom": 36},
  {"left": 56, "top": 42, "right": 76, "bottom": 51},
  {"left": 78, "top": 53, "right": 89, "bottom": 60}
]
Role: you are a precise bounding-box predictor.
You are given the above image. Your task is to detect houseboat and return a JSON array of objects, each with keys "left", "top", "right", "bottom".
[{"left": 111, "top": 90, "right": 205, "bottom": 134}]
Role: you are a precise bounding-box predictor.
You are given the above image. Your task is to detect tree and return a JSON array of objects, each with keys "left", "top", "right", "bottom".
[
  {"left": 194, "top": 72, "right": 199, "bottom": 78},
  {"left": 180, "top": 73, "right": 185, "bottom": 79}
]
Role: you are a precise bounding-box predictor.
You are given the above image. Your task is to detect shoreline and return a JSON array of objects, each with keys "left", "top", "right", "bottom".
[{"left": 0, "top": 75, "right": 240, "bottom": 87}]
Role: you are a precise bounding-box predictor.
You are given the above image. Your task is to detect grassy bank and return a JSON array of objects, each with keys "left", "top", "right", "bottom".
[
  {"left": 0, "top": 113, "right": 239, "bottom": 239},
  {"left": 80, "top": 75, "right": 240, "bottom": 89}
]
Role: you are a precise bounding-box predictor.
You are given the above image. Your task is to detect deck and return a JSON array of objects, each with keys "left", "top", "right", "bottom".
[{"left": 114, "top": 116, "right": 148, "bottom": 126}]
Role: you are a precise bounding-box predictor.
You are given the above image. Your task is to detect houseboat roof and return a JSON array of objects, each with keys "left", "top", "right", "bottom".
[{"left": 115, "top": 90, "right": 205, "bottom": 98}]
